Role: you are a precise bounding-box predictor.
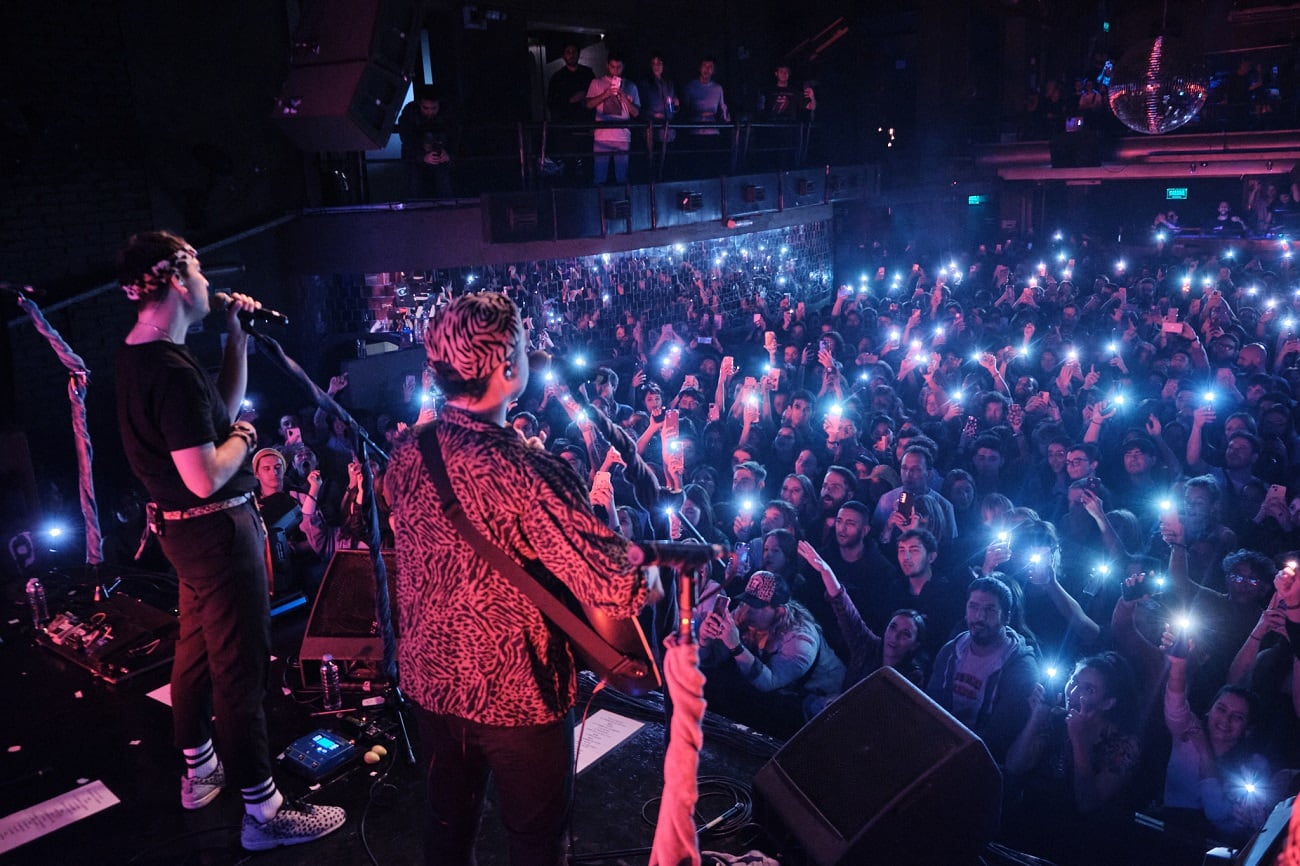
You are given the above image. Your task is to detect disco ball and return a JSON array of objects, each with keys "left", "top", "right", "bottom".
[{"left": 1107, "top": 36, "right": 1208, "bottom": 135}]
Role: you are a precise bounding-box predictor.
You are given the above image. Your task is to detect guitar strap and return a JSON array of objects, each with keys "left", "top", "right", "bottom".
[{"left": 417, "top": 425, "right": 647, "bottom": 683}]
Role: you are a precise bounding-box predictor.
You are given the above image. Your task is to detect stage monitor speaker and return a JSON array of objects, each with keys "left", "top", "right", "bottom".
[
  {"left": 300, "top": 549, "right": 399, "bottom": 669},
  {"left": 753, "top": 666, "right": 1002, "bottom": 866}
]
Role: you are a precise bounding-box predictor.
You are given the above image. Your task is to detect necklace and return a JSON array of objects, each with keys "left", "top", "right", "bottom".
[{"left": 134, "top": 320, "right": 174, "bottom": 342}]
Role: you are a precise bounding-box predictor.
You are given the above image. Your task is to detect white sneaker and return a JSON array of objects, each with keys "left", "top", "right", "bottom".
[{"left": 180, "top": 762, "right": 224, "bottom": 810}]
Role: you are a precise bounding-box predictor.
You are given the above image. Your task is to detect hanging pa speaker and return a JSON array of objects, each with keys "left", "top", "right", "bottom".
[{"left": 753, "top": 666, "right": 1002, "bottom": 866}]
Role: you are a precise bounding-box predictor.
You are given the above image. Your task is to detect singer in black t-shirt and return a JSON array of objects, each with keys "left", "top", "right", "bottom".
[{"left": 114, "top": 230, "right": 344, "bottom": 850}]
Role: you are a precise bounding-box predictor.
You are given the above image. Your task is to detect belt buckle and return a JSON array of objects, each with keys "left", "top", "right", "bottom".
[{"left": 146, "top": 502, "right": 165, "bottom": 537}]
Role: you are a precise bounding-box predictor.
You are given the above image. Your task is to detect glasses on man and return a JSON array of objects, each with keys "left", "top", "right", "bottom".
[
  {"left": 1228, "top": 572, "right": 1262, "bottom": 586},
  {"left": 1066, "top": 457, "right": 1090, "bottom": 467}
]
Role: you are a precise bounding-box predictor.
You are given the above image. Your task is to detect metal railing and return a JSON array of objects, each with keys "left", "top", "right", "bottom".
[{"left": 383, "top": 118, "right": 815, "bottom": 196}]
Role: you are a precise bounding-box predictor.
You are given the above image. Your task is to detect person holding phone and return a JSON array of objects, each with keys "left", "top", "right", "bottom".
[
  {"left": 1003, "top": 652, "right": 1142, "bottom": 865},
  {"left": 873, "top": 446, "right": 959, "bottom": 543},
  {"left": 1162, "top": 628, "right": 1276, "bottom": 846},
  {"left": 585, "top": 53, "right": 640, "bottom": 185}
]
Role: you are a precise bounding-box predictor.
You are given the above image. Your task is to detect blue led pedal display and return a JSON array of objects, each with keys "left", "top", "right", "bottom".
[{"left": 282, "top": 729, "right": 360, "bottom": 782}]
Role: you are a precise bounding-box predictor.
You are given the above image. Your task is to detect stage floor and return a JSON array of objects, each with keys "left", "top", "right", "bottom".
[{"left": 0, "top": 570, "right": 782, "bottom": 866}]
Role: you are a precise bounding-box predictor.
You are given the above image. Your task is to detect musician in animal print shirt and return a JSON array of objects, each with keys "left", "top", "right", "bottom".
[{"left": 386, "top": 291, "right": 659, "bottom": 866}]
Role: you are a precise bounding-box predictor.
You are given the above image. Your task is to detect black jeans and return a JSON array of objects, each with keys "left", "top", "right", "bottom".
[
  {"left": 413, "top": 705, "right": 573, "bottom": 866},
  {"left": 160, "top": 500, "right": 272, "bottom": 788}
]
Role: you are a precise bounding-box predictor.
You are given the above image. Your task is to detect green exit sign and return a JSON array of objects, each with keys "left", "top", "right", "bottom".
[
  {"left": 967, "top": 195, "right": 988, "bottom": 205},
  {"left": 1166, "top": 187, "right": 1188, "bottom": 200}
]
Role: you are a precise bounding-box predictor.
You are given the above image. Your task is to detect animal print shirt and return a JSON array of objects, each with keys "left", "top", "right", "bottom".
[{"left": 387, "top": 406, "right": 648, "bottom": 726}]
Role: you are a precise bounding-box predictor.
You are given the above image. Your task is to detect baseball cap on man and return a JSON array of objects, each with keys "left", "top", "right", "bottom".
[{"left": 736, "top": 571, "right": 791, "bottom": 608}]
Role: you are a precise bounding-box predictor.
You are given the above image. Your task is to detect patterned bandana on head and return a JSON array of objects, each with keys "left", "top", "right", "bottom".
[
  {"left": 426, "top": 292, "right": 521, "bottom": 383},
  {"left": 121, "top": 244, "right": 197, "bottom": 301}
]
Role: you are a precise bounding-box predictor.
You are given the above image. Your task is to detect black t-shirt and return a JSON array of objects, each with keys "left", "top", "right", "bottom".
[{"left": 116, "top": 341, "right": 255, "bottom": 510}]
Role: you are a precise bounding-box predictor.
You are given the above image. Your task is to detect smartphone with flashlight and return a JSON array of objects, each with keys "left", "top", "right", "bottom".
[
  {"left": 663, "top": 409, "right": 680, "bottom": 443},
  {"left": 1170, "top": 616, "right": 1193, "bottom": 659},
  {"left": 1121, "top": 573, "right": 1148, "bottom": 602}
]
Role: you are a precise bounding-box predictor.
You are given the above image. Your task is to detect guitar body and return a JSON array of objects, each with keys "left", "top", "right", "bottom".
[{"left": 576, "top": 605, "right": 662, "bottom": 696}]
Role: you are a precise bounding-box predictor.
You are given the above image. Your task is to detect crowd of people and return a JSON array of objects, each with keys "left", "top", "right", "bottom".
[
  {"left": 449, "top": 225, "right": 1300, "bottom": 864},
  {"left": 108, "top": 215, "right": 1300, "bottom": 862}
]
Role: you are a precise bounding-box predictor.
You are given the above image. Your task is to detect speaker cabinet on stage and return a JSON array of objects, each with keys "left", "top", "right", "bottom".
[
  {"left": 753, "top": 666, "right": 1001, "bottom": 866},
  {"left": 300, "top": 549, "right": 399, "bottom": 677}
]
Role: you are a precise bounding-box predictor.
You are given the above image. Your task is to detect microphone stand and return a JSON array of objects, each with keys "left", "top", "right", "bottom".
[{"left": 240, "top": 324, "right": 415, "bottom": 765}]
